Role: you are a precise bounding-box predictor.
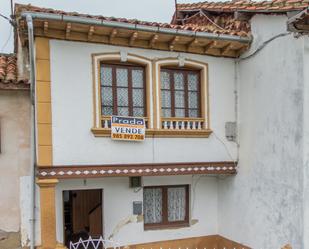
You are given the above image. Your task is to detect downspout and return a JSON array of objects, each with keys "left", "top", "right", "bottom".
[
  {"left": 26, "top": 14, "right": 36, "bottom": 249},
  {"left": 234, "top": 60, "right": 240, "bottom": 162}
]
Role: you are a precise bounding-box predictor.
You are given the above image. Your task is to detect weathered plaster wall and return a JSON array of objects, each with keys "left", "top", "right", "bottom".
[
  {"left": 0, "top": 90, "right": 31, "bottom": 245},
  {"left": 302, "top": 38, "right": 309, "bottom": 249},
  {"left": 218, "top": 15, "right": 304, "bottom": 249},
  {"left": 49, "top": 41, "right": 237, "bottom": 165},
  {"left": 52, "top": 175, "right": 218, "bottom": 246}
]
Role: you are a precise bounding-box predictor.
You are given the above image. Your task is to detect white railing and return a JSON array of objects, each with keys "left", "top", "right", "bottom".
[
  {"left": 99, "top": 116, "right": 207, "bottom": 131},
  {"left": 161, "top": 117, "right": 206, "bottom": 130},
  {"left": 69, "top": 236, "right": 120, "bottom": 249}
]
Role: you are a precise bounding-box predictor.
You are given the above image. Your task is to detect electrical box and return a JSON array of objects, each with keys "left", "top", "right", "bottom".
[
  {"left": 225, "top": 122, "right": 237, "bottom": 142},
  {"left": 133, "top": 201, "right": 143, "bottom": 215},
  {"left": 129, "top": 176, "right": 142, "bottom": 188}
]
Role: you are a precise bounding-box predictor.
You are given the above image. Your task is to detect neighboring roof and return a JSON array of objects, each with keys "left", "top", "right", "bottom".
[
  {"left": 15, "top": 4, "right": 251, "bottom": 37},
  {"left": 287, "top": 7, "right": 309, "bottom": 33},
  {"left": 173, "top": 11, "right": 251, "bottom": 37},
  {"left": 0, "top": 54, "right": 29, "bottom": 90},
  {"left": 176, "top": 0, "right": 309, "bottom": 13},
  {"left": 172, "top": 0, "right": 309, "bottom": 41}
]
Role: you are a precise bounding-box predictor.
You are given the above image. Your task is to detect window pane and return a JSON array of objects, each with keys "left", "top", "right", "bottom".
[
  {"left": 188, "top": 91, "right": 198, "bottom": 108},
  {"left": 161, "top": 90, "right": 171, "bottom": 108},
  {"left": 118, "top": 107, "right": 129, "bottom": 116},
  {"left": 175, "top": 108, "right": 185, "bottom": 117},
  {"left": 144, "top": 188, "right": 162, "bottom": 224},
  {"left": 189, "top": 109, "right": 198, "bottom": 117},
  {"left": 133, "top": 107, "right": 144, "bottom": 117},
  {"left": 161, "top": 71, "right": 170, "bottom": 90},
  {"left": 101, "top": 67, "right": 112, "bottom": 86},
  {"left": 174, "top": 73, "right": 184, "bottom": 90},
  {"left": 132, "top": 69, "right": 144, "bottom": 88},
  {"left": 168, "top": 187, "right": 186, "bottom": 222},
  {"left": 101, "top": 86, "right": 113, "bottom": 106},
  {"left": 162, "top": 108, "right": 171, "bottom": 117},
  {"left": 102, "top": 106, "right": 113, "bottom": 116},
  {"left": 116, "top": 68, "right": 128, "bottom": 87},
  {"left": 175, "top": 90, "right": 185, "bottom": 108},
  {"left": 188, "top": 74, "right": 198, "bottom": 90},
  {"left": 133, "top": 89, "right": 144, "bottom": 107},
  {"left": 117, "top": 88, "right": 128, "bottom": 106}
]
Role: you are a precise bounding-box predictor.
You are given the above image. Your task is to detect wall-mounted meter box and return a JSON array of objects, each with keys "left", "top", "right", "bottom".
[
  {"left": 129, "top": 176, "right": 142, "bottom": 188},
  {"left": 133, "top": 201, "right": 143, "bottom": 215}
]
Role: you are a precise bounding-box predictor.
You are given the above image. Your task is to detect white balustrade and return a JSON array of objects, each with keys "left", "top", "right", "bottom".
[
  {"left": 175, "top": 121, "right": 179, "bottom": 129},
  {"left": 104, "top": 119, "right": 109, "bottom": 129},
  {"left": 181, "top": 121, "right": 185, "bottom": 130},
  {"left": 169, "top": 121, "right": 174, "bottom": 130},
  {"left": 161, "top": 119, "right": 204, "bottom": 131},
  {"left": 101, "top": 118, "right": 204, "bottom": 131}
]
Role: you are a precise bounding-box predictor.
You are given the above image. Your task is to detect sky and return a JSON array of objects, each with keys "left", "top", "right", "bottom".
[{"left": 0, "top": 0, "right": 202, "bottom": 54}]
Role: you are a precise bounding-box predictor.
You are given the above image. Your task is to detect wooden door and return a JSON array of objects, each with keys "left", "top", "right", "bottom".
[{"left": 72, "top": 189, "right": 103, "bottom": 237}]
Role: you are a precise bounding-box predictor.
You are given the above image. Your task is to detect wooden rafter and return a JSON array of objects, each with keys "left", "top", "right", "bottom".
[
  {"left": 187, "top": 38, "right": 198, "bottom": 49},
  {"left": 65, "top": 23, "right": 71, "bottom": 39},
  {"left": 43, "top": 21, "right": 48, "bottom": 35},
  {"left": 204, "top": 41, "right": 216, "bottom": 53},
  {"left": 20, "top": 20, "right": 25, "bottom": 30},
  {"left": 129, "top": 32, "right": 138, "bottom": 46},
  {"left": 220, "top": 43, "right": 232, "bottom": 55},
  {"left": 236, "top": 44, "right": 249, "bottom": 57},
  {"left": 149, "top": 34, "right": 159, "bottom": 48},
  {"left": 109, "top": 28, "right": 118, "bottom": 43},
  {"left": 169, "top": 36, "right": 179, "bottom": 51},
  {"left": 88, "top": 26, "right": 95, "bottom": 40}
]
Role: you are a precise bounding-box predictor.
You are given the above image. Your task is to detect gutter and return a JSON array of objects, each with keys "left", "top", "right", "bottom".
[
  {"left": 25, "top": 14, "right": 36, "bottom": 249},
  {"left": 20, "top": 11, "right": 251, "bottom": 43}
]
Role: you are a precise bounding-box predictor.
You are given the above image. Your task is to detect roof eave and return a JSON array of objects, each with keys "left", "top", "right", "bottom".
[{"left": 20, "top": 11, "right": 252, "bottom": 44}]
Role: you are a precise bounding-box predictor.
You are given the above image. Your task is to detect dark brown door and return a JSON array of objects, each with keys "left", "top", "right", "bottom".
[{"left": 64, "top": 189, "right": 103, "bottom": 246}]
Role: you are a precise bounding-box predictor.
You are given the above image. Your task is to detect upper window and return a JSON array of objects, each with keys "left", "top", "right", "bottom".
[
  {"left": 100, "top": 63, "right": 146, "bottom": 117},
  {"left": 160, "top": 68, "right": 200, "bottom": 118},
  {"left": 143, "top": 185, "right": 189, "bottom": 229}
]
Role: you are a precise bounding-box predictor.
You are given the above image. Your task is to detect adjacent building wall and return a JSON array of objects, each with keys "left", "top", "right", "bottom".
[
  {"left": 218, "top": 15, "right": 304, "bottom": 249},
  {"left": 302, "top": 37, "right": 309, "bottom": 249},
  {"left": 0, "top": 90, "right": 31, "bottom": 247}
]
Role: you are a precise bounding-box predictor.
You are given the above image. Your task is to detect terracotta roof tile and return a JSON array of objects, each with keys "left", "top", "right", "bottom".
[
  {"left": 177, "top": 0, "right": 309, "bottom": 12},
  {"left": 15, "top": 3, "right": 251, "bottom": 37},
  {"left": 0, "top": 54, "right": 29, "bottom": 89}
]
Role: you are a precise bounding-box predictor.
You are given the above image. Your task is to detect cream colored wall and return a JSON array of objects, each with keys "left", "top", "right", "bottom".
[
  {"left": 0, "top": 90, "right": 31, "bottom": 233},
  {"left": 49, "top": 40, "right": 237, "bottom": 165},
  {"left": 54, "top": 175, "right": 219, "bottom": 246}
]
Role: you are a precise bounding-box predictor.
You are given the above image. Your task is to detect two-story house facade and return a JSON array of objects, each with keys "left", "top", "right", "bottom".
[{"left": 10, "top": 1, "right": 309, "bottom": 249}]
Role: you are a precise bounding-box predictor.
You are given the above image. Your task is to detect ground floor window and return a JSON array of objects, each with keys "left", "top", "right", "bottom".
[{"left": 143, "top": 185, "right": 189, "bottom": 229}]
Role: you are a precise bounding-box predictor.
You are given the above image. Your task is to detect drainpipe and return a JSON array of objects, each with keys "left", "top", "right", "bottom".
[{"left": 26, "top": 14, "right": 36, "bottom": 249}]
